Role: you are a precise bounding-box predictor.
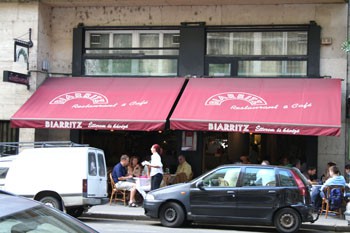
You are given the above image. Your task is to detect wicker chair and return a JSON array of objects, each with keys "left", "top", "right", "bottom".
[
  {"left": 109, "top": 173, "right": 128, "bottom": 206},
  {"left": 320, "top": 185, "right": 345, "bottom": 218}
]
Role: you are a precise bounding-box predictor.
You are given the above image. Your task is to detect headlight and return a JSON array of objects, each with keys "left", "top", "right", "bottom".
[{"left": 145, "top": 194, "right": 155, "bottom": 201}]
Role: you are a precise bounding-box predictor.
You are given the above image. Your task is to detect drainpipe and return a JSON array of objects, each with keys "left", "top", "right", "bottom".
[
  {"left": 346, "top": 0, "right": 350, "bottom": 170},
  {"left": 345, "top": 2, "right": 350, "bottom": 225}
]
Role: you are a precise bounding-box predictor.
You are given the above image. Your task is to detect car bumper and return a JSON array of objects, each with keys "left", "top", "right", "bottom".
[
  {"left": 293, "top": 204, "right": 319, "bottom": 223},
  {"left": 143, "top": 200, "right": 164, "bottom": 219},
  {"left": 83, "top": 197, "right": 109, "bottom": 206}
]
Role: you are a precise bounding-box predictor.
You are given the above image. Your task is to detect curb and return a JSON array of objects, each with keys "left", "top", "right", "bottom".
[
  {"left": 81, "top": 213, "right": 150, "bottom": 221},
  {"left": 81, "top": 213, "right": 350, "bottom": 231},
  {"left": 301, "top": 224, "right": 350, "bottom": 232}
]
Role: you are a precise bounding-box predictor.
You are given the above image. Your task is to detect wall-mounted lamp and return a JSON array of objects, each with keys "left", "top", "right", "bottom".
[{"left": 321, "top": 37, "right": 332, "bottom": 45}]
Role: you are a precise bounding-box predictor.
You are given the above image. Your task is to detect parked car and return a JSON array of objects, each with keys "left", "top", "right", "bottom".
[
  {"left": 0, "top": 190, "right": 98, "bottom": 233},
  {"left": 0, "top": 141, "right": 108, "bottom": 217},
  {"left": 143, "top": 164, "right": 319, "bottom": 233}
]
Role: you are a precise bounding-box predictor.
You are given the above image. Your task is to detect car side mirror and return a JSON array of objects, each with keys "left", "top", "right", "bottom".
[{"left": 196, "top": 180, "right": 205, "bottom": 190}]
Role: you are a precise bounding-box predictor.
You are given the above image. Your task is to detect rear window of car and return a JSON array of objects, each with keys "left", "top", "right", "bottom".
[
  {"left": 0, "top": 205, "right": 96, "bottom": 233},
  {"left": 97, "top": 153, "right": 106, "bottom": 177},
  {"left": 277, "top": 169, "right": 297, "bottom": 187},
  {"left": 0, "top": 167, "right": 9, "bottom": 179}
]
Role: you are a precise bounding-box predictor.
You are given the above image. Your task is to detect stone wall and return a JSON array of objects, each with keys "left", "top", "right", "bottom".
[{"left": 0, "top": 2, "right": 347, "bottom": 170}]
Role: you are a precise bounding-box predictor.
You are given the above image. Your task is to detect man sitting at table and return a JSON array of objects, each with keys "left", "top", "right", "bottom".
[
  {"left": 112, "top": 154, "right": 138, "bottom": 207},
  {"left": 173, "top": 155, "right": 193, "bottom": 183},
  {"left": 311, "top": 165, "right": 346, "bottom": 211}
]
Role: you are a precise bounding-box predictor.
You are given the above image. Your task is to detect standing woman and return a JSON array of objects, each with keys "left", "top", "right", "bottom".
[{"left": 147, "top": 144, "right": 163, "bottom": 190}]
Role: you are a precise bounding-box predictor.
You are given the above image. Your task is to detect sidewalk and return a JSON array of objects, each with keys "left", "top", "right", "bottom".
[{"left": 82, "top": 203, "right": 350, "bottom": 231}]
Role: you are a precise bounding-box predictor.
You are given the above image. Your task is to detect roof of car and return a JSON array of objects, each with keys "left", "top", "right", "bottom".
[
  {"left": 216, "top": 164, "right": 294, "bottom": 169},
  {"left": 0, "top": 191, "right": 40, "bottom": 217}
]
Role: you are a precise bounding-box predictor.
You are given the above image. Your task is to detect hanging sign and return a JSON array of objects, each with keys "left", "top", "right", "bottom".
[{"left": 3, "top": 70, "right": 29, "bottom": 89}]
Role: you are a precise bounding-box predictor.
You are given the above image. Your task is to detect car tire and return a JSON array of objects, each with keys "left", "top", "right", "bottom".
[
  {"left": 159, "top": 202, "right": 185, "bottom": 227},
  {"left": 39, "top": 196, "right": 62, "bottom": 210},
  {"left": 274, "top": 208, "right": 301, "bottom": 233},
  {"left": 67, "top": 207, "right": 84, "bottom": 218}
]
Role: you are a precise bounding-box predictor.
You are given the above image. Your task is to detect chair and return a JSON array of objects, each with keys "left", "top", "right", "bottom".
[
  {"left": 109, "top": 173, "right": 128, "bottom": 206},
  {"left": 173, "top": 172, "right": 188, "bottom": 184},
  {"left": 320, "top": 185, "right": 345, "bottom": 218}
]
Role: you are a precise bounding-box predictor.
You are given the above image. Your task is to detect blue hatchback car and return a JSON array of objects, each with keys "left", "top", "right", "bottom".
[{"left": 144, "top": 164, "right": 318, "bottom": 233}]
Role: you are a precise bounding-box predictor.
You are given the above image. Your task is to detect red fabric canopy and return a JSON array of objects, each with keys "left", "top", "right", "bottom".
[
  {"left": 11, "top": 77, "right": 185, "bottom": 131},
  {"left": 170, "top": 78, "right": 341, "bottom": 136}
]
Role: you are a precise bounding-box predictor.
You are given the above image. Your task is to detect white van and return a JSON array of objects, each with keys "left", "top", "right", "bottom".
[{"left": 0, "top": 141, "right": 108, "bottom": 217}]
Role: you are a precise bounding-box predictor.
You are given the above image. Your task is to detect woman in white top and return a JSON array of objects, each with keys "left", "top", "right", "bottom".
[{"left": 147, "top": 144, "right": 163, "bottom": 190}]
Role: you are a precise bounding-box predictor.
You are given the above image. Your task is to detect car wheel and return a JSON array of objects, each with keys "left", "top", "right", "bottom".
[
  {"left": 274, "top": 208, "right": 301, "bottom": 233},
  {"left": 67, "top": 207, "right": 84, "bottom": 218},
  {"left": 39, "top": 196, "right": 62, "bottom": 210},
  {"left": 159, "top": 202, "right": 185, "bottom": 227}
]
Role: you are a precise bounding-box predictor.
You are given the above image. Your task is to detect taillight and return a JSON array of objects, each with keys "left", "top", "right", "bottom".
[
  {"left": 82, "top": 179, "right": 87, "bottom": 197},
  {"left": 291, "top": 170, "right": 306, "bottom": 196}
]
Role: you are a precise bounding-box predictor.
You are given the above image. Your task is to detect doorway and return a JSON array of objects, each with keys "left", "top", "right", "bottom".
[{"left": 202, "top": 132, "right": 317, "bottom": 172}]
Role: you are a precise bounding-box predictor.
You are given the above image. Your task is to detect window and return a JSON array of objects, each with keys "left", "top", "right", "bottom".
[
  {"left": 97, "top": 153, "right": 106, "bottom": 177},
  {"left": 206, "top": 30, "right": 309, "bottom": 77},
  {"left": 0, "top": 167, "right": 9, "bottom": 179},
  {"left": 88, "top": 153, "right": 97, "bottom": 176},
  {"left": 84, "top": 30, "right": 179, "bottom": 76},
  {"left": 202, "top": 167, "right": 240, "bottom": 187},
  {"left": 0, "top": 121, "right": 19, "bottom": 156},
  {"left": 242, "top": 167, "right": 276, "bottom": 187},
  {"left": 278, "top": 169, "right": 297, "bottom": 187}
]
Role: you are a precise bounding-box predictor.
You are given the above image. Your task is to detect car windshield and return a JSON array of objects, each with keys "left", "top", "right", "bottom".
[{"left": 0, "top": 205, "right": 96, "bottom": 233}]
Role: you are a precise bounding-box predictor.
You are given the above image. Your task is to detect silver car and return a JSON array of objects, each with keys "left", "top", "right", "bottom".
[{"left": 0, "top": 191, "right": 98, "bottom": 233}]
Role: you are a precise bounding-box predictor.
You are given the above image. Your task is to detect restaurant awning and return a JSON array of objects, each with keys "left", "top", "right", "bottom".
[
  {"left": 11, "top": 77, "right": 186, "bottom": 131},
  {"left": 170, "top": 78, "right": 341, "bottom": 136}
]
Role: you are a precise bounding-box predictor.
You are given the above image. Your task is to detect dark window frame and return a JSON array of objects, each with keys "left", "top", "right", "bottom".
[
  {"left": 72, "top": 22, "right": 320, "bottom": 78},
  {"left": 74, "top": 25, "right": 181, "bottom": 77},
  {"left": 204, "top": 22, "right": 320, "bottom": 78}
]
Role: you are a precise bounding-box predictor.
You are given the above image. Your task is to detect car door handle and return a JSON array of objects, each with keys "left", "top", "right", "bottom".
[
  {"left": 227, "top": 191, "right": 235, "bottom": 194},
  {"left": 268, "top": 190, "right": 276, "bottom": 193}
]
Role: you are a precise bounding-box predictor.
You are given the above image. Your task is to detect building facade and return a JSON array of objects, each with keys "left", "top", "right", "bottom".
[{"left": 0, "top": 0, "right": 349, "bottom": 176}]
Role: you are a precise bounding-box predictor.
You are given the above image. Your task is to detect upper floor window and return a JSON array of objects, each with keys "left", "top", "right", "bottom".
[
  {"left": 206, "top": 31, "right": 308, "bottom": 77},
  {"left": 207, "top": 31, "right": 307, "bottom": 56},
  {"left": 84, "top": 30, "right": 179, "bottom": 76}
]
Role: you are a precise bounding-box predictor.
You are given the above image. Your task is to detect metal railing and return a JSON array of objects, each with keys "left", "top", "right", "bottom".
[{"left": 0, "top": 141, "right": 89, "bottom": 157}]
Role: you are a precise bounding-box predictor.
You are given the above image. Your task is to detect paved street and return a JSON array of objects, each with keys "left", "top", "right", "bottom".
[
  {"left": 81, "top": 202, "right": 350, "bottom": 232},
  {"left": 81, "top": 218, "right": 347, "bottom": 233}
]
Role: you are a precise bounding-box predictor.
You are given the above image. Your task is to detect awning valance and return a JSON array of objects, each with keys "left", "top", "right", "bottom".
[
  {"left": 170, "top": 78, "right": 341, "bottom": 136},
  {"left": 11, "top": 77, "right": 185, "bottom": 131}
]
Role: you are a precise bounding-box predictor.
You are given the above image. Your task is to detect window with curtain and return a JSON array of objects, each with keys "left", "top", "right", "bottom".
[
  {"left": 206, "top": 31, "right": 308, "bottom": 77},
  {"left": 0, "top": 121, "right": 19, "bottom": 155},
  {"left": 84, "top": 30, "right": 179, "bottom": 76}
]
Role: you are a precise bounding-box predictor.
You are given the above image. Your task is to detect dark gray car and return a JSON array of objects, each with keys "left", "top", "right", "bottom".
[
  {"left": 143, "top": 164, "right": 318, "bottom": 233},
  {"left": 0, "top": 191, "right": 98, "bottom": 233}
]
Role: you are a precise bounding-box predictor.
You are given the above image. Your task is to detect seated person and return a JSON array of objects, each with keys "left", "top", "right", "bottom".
[
  {"left": 303, "top": 166, "right": 318, "bottom": 185},
  {"left": 311, "top": 165, "right": 346, "bottom": 210},
  {"left": 112, "top": 154, "right": 138, "bottom": 207},
  {"left": 345, "top": 164, "right": 350, "bottom": 184},
  {"left": 128, "top": 156, "right": 142, "bottom": 177},
  {"left": 165, "top": 155, "right": 193, "bottom": 185},
  {"left": 173, "top": 155, "right": 193, "bottom": 183},
  {"left": 256, "top": 168, "right": 276, "bottom": 186},
  {"left": 320, "top": 161, "right": 336, "bottom": 184}
]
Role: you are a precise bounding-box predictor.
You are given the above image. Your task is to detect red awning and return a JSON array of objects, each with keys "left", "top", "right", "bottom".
[
  {"left": 170, "top": 78, "right": 341, "bottom": 136},
  {"left": 11, "top": 77, "right": 185, "bottom": 131}
]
